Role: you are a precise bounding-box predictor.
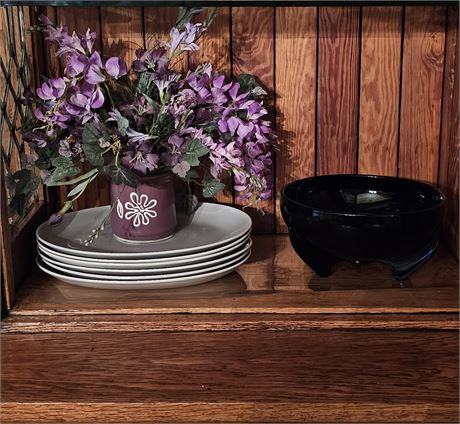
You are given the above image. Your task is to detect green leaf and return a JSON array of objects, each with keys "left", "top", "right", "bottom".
[
  {"left": 201, "top": 122, "right": 218, "bottom": 135},
  {"left": 67, "top": 172, "right": 98, "bottom": 197},
  {"left": 185, "top": 169, "right": 200, "bottom": 180},
  {"left": 186, "top": 138, "right": 209, "bottom": 157},
  {"left": 46, "top": 168, "right": 99, "bottom": 187},
  {"left": 12, "top": 169, "right": 33, "bottom": 181},
  {"left": 237, "top": 74, "right": 267, "bottom": 98},
  {"left": 202, "top": 178, "right": 225, "bottom": 198},
  {"left": 81, "top": 123, "right": 108, "bottom": 166},
  {"left": 107, "top": 165, "right": 139, "bottom": 188},
  {"left": 149, "top": 113, "right": 175, "bottom": 140},
  {"left": 136, "top": 72, "right": 153, "bottom": 95},
  {"left": 50, "top": 156, "right": 80, "bottom": 182},
  {"left": 113, "top": 109, "right": 129, "bottom": 136},
  {"left": 9, "top": 194, "right": 27, "bottom": 216},
  {"left": 185, "top": 138, "right": 209, "bottom": 166},
  {"left": 82, "top": 142, "right": 104, "bottom": 167},
  {"left": 34, "top": 148, "right": 53, "bottom": 170},
  {"left": 14, "top": 175, "right": 40, "bottom": 196}
]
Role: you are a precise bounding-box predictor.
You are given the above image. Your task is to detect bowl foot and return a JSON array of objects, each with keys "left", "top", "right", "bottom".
[
  {"left": 386, "top": 241, "right": 440, "bottom": 280},
  {"left": 288, "top": 229, "right": 338, "bottom": 277}
]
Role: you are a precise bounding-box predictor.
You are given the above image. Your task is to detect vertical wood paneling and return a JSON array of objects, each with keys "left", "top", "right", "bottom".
[
  {"left": 439, "top": 6, "right": 459, "bottom": 258},
  {"left": 358, "top": 6, "right": 402, "bottom": 176},
  {"left": 275, "top": 7, "right": 316, "bottom": 233},
  {"left": 398, "top": 6, "right": 446, "bottom": 184},
  {"left": 189, "top": 8, "right": 233, "bottom": 206},
  {"left": 232, "top": 7, "right": 275, "bottom": 234},
  {"left": 100, "top": 7, "right": 144, "bottom": 64},
  {"left": 190, "top": 8, "right": 230, "bottom": 75},
  {"left": 317, "top": 7, "right": 360, "bottom": 175}
]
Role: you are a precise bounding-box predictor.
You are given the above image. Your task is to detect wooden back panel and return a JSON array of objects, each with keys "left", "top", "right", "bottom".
[{"left": 38, "top": 5, "right": 458, "bottom": 255}]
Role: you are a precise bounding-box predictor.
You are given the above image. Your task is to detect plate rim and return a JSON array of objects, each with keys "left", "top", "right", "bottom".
[
  {"left": 36, "top": 250, "right": 251, "bottom": 285},
  {"left": 36, "top": 203, "right": 252, "bottom": 259},
  {"left": 37, "top": 231, "right": 251, "bottom": 265},
  {"left": 38, "top": 241, "right": 252, "bottom": 276}
]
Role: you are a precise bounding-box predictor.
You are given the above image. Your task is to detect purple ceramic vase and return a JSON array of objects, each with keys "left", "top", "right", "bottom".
[{"left": 110, "top": 172, "right": 177, "bottom": 243}]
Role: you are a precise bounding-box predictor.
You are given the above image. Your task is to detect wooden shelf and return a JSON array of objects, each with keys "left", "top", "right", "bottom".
[
  {"left": 7, "top": 235, "right": 459, "bottom": 316},
  {"left": 1, "top": 235, "right": 458, "bottom": 423}
]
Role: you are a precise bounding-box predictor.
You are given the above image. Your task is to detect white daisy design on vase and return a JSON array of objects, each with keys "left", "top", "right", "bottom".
[{"left": 124, "top": 192, "right": 158, "bottom": 227}]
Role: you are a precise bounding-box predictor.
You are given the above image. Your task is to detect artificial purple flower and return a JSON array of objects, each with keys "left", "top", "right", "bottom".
[
  {"left": 59, "top": 137, "right": 82, "bottom": 158},
  {"left": 36, "top": 78, "right": 66, "bottom": 101},
  {"left": 132, "top": 47, "right": 169, "bottom": 75},
  {"left": 48, "top": 213, "right": 63, "bottom": 225},
  {"left": 65, "top": 85, "right": 104, "bottom": 123},
  {"left": 82, "top": 29, "right": 96, "bottom": 53},
  {"left": 105, "top": 57, "right": 128, "bottom": 79},
  {"left": 168, "top": 23, "right": 203, "bottom": 55},
  {"left": 122, "top": 142, "right": 159, "bottom": 175},
  {"left": 126, "top": 128, "right": 152, "bottom": 144},
  {"left": 23, "top": 14, "right": 275, "bottom": 213},
  {"left": 85, "top": 52, "right": 105, "bottom": 84},
  {"left": 66, "top": 53, "right": 87, "bottom": 77}
]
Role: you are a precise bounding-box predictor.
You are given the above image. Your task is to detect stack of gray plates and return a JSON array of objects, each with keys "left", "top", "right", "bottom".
[{"left": 36, "top": 202, "right": 252, "bottom": 289}]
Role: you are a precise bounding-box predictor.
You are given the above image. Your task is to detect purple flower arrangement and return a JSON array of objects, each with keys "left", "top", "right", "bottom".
[{"left": 12, "top": 8, "right": 275, "bottom": 221}]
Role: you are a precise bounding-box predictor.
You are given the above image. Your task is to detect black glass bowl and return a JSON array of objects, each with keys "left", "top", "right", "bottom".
[{"left": 281, "top": 175, "right": 445, "bottom": 279}]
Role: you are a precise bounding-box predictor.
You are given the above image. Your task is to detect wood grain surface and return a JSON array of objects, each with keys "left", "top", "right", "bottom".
[
  {"left": 438, "top": 6, "right": 459, "bottom": 259},
  {"left": 275, "top": 7, "right": 316, "bottom": 232},
  {"left": 358, "top": 6, "right": 402, "bottom": 176},
  {"left": 317, "top": 7, "right": 360, "bottom": 175},
  {"left": 2, "top": 313, "right": 458, "bottom": 333},
  {"left": 1, "top": 331, "right": 458, "bottom": 422},
  {"left": 11, "top": 235, "right": 459, "bottom": 316},
  {"left": 398, "top": 6, "right": 446, "bottom": 184},
  {"left": 100, "top": 7, "right": 144, "bottom": 62},
  {"left": 232, "top": 7, "right": 275, "bottom": 233},
  {"left": 2, "top": 401, "right": 458, "bottom": 424}
]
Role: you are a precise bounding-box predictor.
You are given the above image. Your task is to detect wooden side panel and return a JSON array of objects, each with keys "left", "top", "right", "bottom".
[
  {"left": 275, "top": 7, "right": 316, "bottom": 233},
  {"left": 398, "top": 6, "right": 446, "bottom": 184},
  {"left": 439, "top": 6, "right": 459, "bottom": 258},
  {"left": 358, "top": 7, "right": 402, "bottom": 176},
  {"left": 317, "top": 7, "right": 360, "bottom": 175},
  {"left": 232, "top": 7, "right": 275, "bottom": 234}
]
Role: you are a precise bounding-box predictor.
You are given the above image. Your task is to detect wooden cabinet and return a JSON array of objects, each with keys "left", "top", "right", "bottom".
[
  {"left": 1, "top": 235, "right": 458, "bottom": 422},
  {"left": 1, "top": 3, "right": 458, "bottom": 422}
]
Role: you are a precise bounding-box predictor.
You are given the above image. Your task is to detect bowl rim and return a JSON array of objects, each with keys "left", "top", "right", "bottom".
[{"left": 281, "top": 174, "right": 445, "bottom": 217}]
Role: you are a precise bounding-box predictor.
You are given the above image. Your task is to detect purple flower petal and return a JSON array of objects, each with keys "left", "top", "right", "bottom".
[
  {"left": 48, "top": 213, "right": 63, "bottom": 225},
  {"left": 105, "top": 57, "right": 128, "bottom": 79},
  {"left": 90, "top": 87, "right": 104, "bottom": 109},
  {"left": 85, "top": 64, "right": 105, "bottom": 84},
  {"left": 227, "top": 116, "right": 240, "bottom": 136}
]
